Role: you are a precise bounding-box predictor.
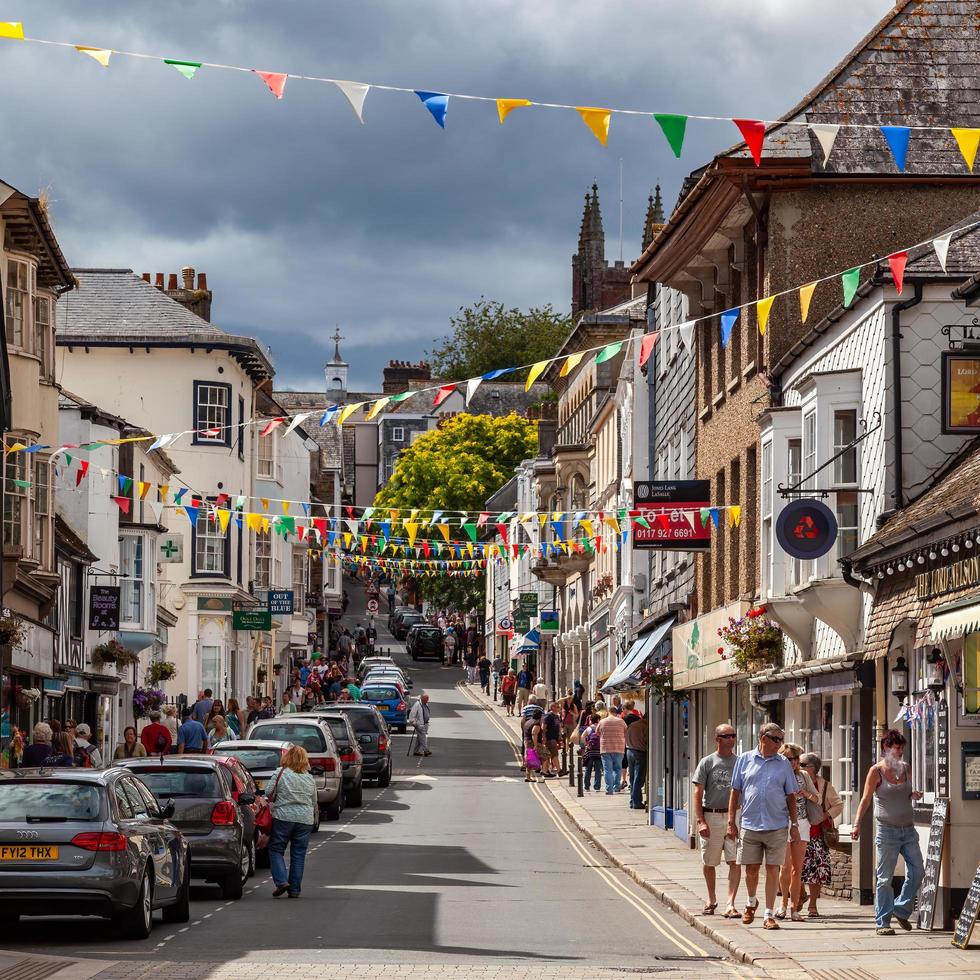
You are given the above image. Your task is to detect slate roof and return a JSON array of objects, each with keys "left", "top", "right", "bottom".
[
  {"left": 274, "top": 391, "right": 345, "bottom": 470},
  {"left": 56, "top": 269, "right": 273, "bottom": 380},
  {"left": 904, "top": 208, "right": 980, "bottom": 275}
]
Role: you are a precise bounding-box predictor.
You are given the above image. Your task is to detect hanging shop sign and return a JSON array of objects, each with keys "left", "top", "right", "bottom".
[
  {"left": 496, "top": 618, "right": 513, "bottom": 635},
  {"left": 88, "top": 585, "right": 121, "bottom": 631},
  {"left": 158, "top": 533, "right": 183, "bottom": 563},
  {"left": 590, "top": 613, "right": 609, "bottom": 645},
  {"left": 539, "top": 611, "right": 559, "bottom": 633},
  {"left": 632, "top": 481, "right": 711, "bottom": 551},
  {"left": 942, "top": 351, "right": 980, "bottom": 434},
  {"left": 775, "top": 498, "right": 838, "bottom": 560},
  {"left": 518, "top": 593, "right": 538, "bottom": 616},
  {"left": 232, "top": 609, "right": 272, "bottom": 631},
  {"left": 268, "top": 590, "right": 294, "bottom": 615}
]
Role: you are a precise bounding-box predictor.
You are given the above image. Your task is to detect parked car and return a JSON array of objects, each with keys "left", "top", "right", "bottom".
[
  {"left": 358, "top": 654, "right": 397, "bottom": 676},
  {"left": 362, "top": 666, "right": 412, "bottom": 691},
  {"left": 395, "top": 611, "right": 426, "bottom": 640},
  {"left": 211, "top": 753, "right": 272, "bottom": 863},
  {"left": 388, "top": 605, "right": 413, "bottom": 631},
  {"left": 115, "top": 756, "right": 256, "bottom": 900},
  {"left": 360, "top": 682, "right": 409, "bottom": 733},
  {"left": 329, "top": 703, "right": 392, "bottom": 787},
  {"left": 245, "top": 717, "right": 344, "bottom": 820},
  {"left": 300, "top": 712, "right": 363, "bottom": 806},
  {"left": 0, "top": 767, "right": 190, "bottom": 938},
  {"left": 408, "top": 624, "right": 445, "bottom": 661}
]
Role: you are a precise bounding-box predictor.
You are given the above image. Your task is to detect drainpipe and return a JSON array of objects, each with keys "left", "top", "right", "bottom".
[{"left": 890, "top": 281, "right": 923, "bottom": 510}]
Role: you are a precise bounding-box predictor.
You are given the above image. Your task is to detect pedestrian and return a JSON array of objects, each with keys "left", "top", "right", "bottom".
[
  {"left": 163, "top": 705, "right": 180, "bottom": 746},
  {"left": 266, "top": 744, "right": 319, "bottom": 899},
  {"left": 522, "top": 707, "right": 545, "bottom": 783},
  {"left": 726, "top": 722, "right": 800, "bottom": 931},
  {"left": 532, "top": 677, "right": 548, "bottom": 703},
  {"left": 191, "top": 688, "right": 214, "bottom": 724},
  {"left": 560, "top": 695, "right": 580, "bottom": 744},
  {"left": 23, "top": 722, "right": 53, "bottom": 766},
  {"left": 800, "top": 753, "right": 842, "bottom": 919},
  {"left": 443, "top": 628, "right": 457, "bottom": 666},
  {"left": 775, "top": 743, "right": 819, "bottom": 922},
  {"left": 625, "top": 711, "right": 648, "bottom": 810},
  {"left": 113, "top": 725, "right": 148, "bottom": 760},
  {"left": 280, "top": 691, "right": 297, "bottom": 715},
  {"left": 409, "top": 693, "right": 432, "bottom": 756},
  {"left": 541, "top": 702, "right": 562, "bottom": 778},
  {"left": 521, "top": 695, "right": 541, "bottom": 722},
  {"left": 140, "top": 709, "right": 173, "bottom": 756},
  {"left": 289, "top": 677, "right": 304, "bottom": 708},
  {"left": 620, "top": 699, "right": 642, "bottom": 793},
  {"left": 851, "top": 729, "right": 924, "bottom": 936},
  {"left": 42, "top": 731, "right": 75, "bottom": 767},
  {"left": 73, "top": 723, "right": 103, "bottom": 769},
  {"left": 209, "top": 715, "right": 237, "bottom": 749},
  {"left": 692, "top": 724, "right": 741, "bottom": 918},
  {"left": 464, "top": 645, "right": 478, "bottom": 684},
  {"left": 478, "top": 653, "right": 492, "bottom": 695},
  {"left": 345, "top": 678, "right": 362, "bottom": 701},
  {"left": 597, "top": 705, "right": 628, "bottom": 794},
  {"left": 500, "top": 669, "right": 518, "bottom": 716},
  {"left": 515, "top": 666, "right": 533, "bottom": 712},
  {"left": 204, "top": 699, "right": 226, "bottom": 732},
  {"left": 177, "top": 707, "right": 207, "bottom": 754},
  {"left": 581, "top": 713, "right": 602, "bottom": 791}
]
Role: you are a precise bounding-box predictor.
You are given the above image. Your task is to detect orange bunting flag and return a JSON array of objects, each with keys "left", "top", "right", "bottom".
[
  {"left": 260, "top": 498, "right": 269, "bottom": 512},
  {"left": 137, "top": 481, "right": 151, "bottom": 500},
  {"left": 76, "top": 46, "right": 112, "bottom": 68},
  {"left": 638, "top": 332, "right": 659, "bottom": 368},
  {"left": 576, "top": 107, "right": 611, "bottom": 146},
  {"left": 254, "top": 70, "right": 287, "bottom": 99},
  {"left": 799, "top": 281, "right": 817, "bottom": 323},
  {"left": 436, "top": 524, "right": 451, "bottom": 543},
  {"left": 497, "top": 98, "right": 531, "bottom": 124},
  {"left": 756, "top": 295, "right": 775, "bottom": 336}
]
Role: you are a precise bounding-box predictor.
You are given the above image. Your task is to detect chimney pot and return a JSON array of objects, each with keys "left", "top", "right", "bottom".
[
  {"left": 197, "top": 272, "right": 208, "bottom": 291},
  {"left": 141, "top": 273, "right": 151, "bottom": 283},
  {"left": 167, "top": 273, "right": 179, "bottom": 291},
  {"left": 181, "top": 266, "right": 195, "bottom": 290},
  {"left": 155, "top": 273, "right": 165, "bottom": 290}
]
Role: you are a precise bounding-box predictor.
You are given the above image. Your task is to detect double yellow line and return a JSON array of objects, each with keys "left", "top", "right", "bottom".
[{"left": 457, "top": 682, "right": 743, "bottom": 973}]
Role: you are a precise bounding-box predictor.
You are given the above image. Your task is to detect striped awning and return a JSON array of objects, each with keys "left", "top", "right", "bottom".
[
  {"left": 601, "top": 616, "right": 676, "bottom": 694},
  {"left": 931, "top": 598, "right": 980, "bottom": 642}
]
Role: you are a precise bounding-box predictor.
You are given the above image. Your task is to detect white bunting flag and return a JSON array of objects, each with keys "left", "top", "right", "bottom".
[
  {"left": 933, "top": 232, "right": 953, "bottom": 272},
  {"left": 148, "top": 499, "right": 164, "bottom": 525},
  {"left": 465, "top": 377, "right": 482, "bottom": 405},
  {"left": 682, "top": 510, "right": 697, "bottom": 531},
  {"left": 284, "top": 412, "right": 311, "bottom": 436},
  {"left": 335, "top": 81, "right": 370, "bottom": 123},
  {"left": 810, "top": 124, "right": 840, "bottom": 166},
  {"left": 677, "top": 320, "right": 695, "bottom": 349}
]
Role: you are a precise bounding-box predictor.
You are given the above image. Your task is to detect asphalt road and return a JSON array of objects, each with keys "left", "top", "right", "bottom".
[{"left": 0, "top": 579, "right": 745, "bottom": 979}]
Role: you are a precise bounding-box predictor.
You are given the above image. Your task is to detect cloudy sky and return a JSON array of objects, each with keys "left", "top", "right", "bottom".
[{"left": 9, "top": 0, "right": 888, "bottom": 390}]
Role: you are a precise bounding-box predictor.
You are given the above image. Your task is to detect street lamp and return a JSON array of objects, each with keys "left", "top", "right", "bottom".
[
  {"left": 926, "top": 648, "right": 946, "bottom": 693},
  {"left": 890, "top": 656, "right": 909, "bottom": 697}
]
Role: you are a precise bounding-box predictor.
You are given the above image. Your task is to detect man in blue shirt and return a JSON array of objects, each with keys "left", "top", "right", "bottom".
[
  {"left": 177, "top": 708, "right": 207, "bottom": 754},
  {"left": 190, "top": 688, "right": 214, "bottom": 724},
  {"left": 726, "top": 722, "right": 799, "bottom": 931}
]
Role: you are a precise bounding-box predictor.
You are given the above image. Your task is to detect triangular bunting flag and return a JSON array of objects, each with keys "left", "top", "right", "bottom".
[
  {"left": 756, "top": 296, "right": 775, "bottom": 336},
  {"left": 638, "top": 332, "right": 659, "bottom": 368},
  {"left": 933, "top": 232, "right": 953, "bottom": 273},
  {"left": 0, "top": 23, "right": 25, "bottom": 40},
  {"left": 497, "top": 98, "right": 531, "bottom": 124},
  {"left": 112, "top": 496, "right": 131, "bottom": 515},
  {"left": 888, "top": 251, "right": 908, "bottom": 296},
  {"left": 260, "top": 417, "right": 285, "bottom": 436},
  {"left": 709, "top": 508, "right": 720, "bottom": 529},
  {"left": 951, "top": 128, "right": 980, "bottom": 173},
  {"left": 366, "top": 397, "right": 390, "bottom": 421},
  {"left": 678, "top": 320, "right": 695, "bottom": 349},
  {"left": 184, "top": 505, "right": 199, "bottom": 526},
  {"left": 810, "top": 123, "right": 840, "bottom": 166},
  {"left": 465, "top": 377, "right": 482, "bottom": 405},
  {"left": 415, "top": 91, "right": 449, "bottom": 128},
  {"left": 682, "top": 510, "right": 697, "bottom": 531},
  {"left": 881, "top": 126, "right": 911, "bottom": 172},
  {"left": 595, "top": 341, "right": 623, "bottom": 364},
  {"left": 799, "top": 282, "right": 817, "bottom": 323},
  {"left": 164, "top": 59, "right": 201, "bottom": 80},
  {"left": 76, "top": 46, "right": 112, "bottom": 68},
  {"left": 217, "top": 510, "right": 232, "bottom": 534},
  {"left": 576, "top": 107, "right": 611, "bottom": 146},
  {"left": 653, "top": 113, "right": 687, "bottom": 158},
  {"left": 720, "top": 309, "right": 738, "bottom": 348},
  {"left": 560, "top": 351, "right": 585, "bottom": 377},
  {"left": 841, "top": 267, "right": 860, "bottom": 308},
  {"left": 335, "top": 80, "right": 370, "bottom": 122},
  {"left": 254, "top": 70, "right": 288, "bottom": 100},
  {"left": 433, "top": 383, "right": 456, "bottom": 407},
  {"left": 732, "top": 119, "right": 766, "bottom": 166},
  {"left": 284, "top": 412, "right": 312, "bottom": 436},
  {"left": 728, "top": 506, "right": 742, "bottom": 528},
  {"left": 337, "top": 402, "right": 365, "bottom": 425},
  {"left": 525, "top": 360, "right": 549, "bottom": 391}
]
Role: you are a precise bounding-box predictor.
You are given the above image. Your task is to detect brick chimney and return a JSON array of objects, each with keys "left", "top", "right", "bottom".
[
  {"left": 382, "top": 359, "right": 431, "bottom": 394},
  {"left": 160, "top": 267, "right": 213, "bottom": 322}
]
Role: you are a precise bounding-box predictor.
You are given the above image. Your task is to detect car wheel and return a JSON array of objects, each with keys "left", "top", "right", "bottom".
[
  {"left": 220, "top": 842, "right": 249, "bottom": 900},
  {"left": 397, "top": 724, "right": 407, "bottom": 734},
  {"left": 377, "top": 762, "right": 392, "bottom": 788},
  {"left": 116, "top": 867, "right": 153, "bottom": 940},
  {"left": 313, "top": 807, "right": 322, "bottom": 833},
  {"left": 346, "top": 779, "right": 364, "bottom": 807},
  {"left": 162, "top": 858, "right": 191, "bottom": 924},
  {"left": 325, "top": 789, "right": 344, "bottom": 821}
]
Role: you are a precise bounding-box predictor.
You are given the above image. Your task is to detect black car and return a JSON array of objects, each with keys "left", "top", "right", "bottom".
[
  {"left": 0, "top": 767, "right": 189, "bottom": 938},
  {"left": 409, "top": 624, "right": 445, "bottom": 661},
  {"left": 304, "top": 711, "right": 364, "bottom": 806},
  {"left": 395, "top": 611, "right": 425, "bottom": 640},
  {"left": 328, "top": 703, "right": 392, "bottom": 787}
]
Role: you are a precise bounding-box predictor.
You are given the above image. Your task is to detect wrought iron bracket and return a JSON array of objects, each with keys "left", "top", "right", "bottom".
[{"left": 941, "top": 318, "right": 980, "bottom": 350}]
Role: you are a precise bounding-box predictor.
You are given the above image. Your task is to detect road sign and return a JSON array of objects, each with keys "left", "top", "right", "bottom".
[
  {"left": 268, "top": 590, "right": 294, "bottom": 615},
  {"left": 367, "top": 598, "right": 379, "bottom": 613}
]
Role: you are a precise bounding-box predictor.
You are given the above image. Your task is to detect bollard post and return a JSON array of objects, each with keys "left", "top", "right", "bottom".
[
  {"left": 576, "top": 753, "right": 584, "bottom": 797},
  {"left": 561, "top": 741, "right": 568, "bottom": 778},
  {"left": 493, "top": 676, "right": 498, "bottom": 702},
  {"left": 567, "top": 743, "right": 574, "bottom": 785}
]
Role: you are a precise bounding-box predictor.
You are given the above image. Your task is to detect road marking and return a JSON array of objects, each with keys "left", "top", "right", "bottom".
[{"left": 178, "top": 927, "right": 189, "bottom": 933}]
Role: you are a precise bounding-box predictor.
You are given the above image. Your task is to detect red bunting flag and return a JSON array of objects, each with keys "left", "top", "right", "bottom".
[
  {"left": 261, "top": 417, "right": 285, "bottom": 436},
  {"left": 477, "top": 511, "right": 490, "bottom": 528},
  {"left": 215, "top": 493, "right": 230, "bottom": 508},
  {"left": 112, "top": 495, "right": 131, "bottom": 515},
  {"left": 888, "top": 251, "right": 909, "bottom": 296},
  {"left": 254, "top": 70, "right": 288, "bottom": 100},
  {"left": 75, "top": 459, "right": 90, "bottom": 487},
  {"left": 638, "top": 331, "right": 659, "bottom": 368},
  {"left": 433, "top": 383, "right": 457, "bottom": 407},
  {"left": 495, "top": 523, "right": 509, "bottom": 545},
  {"left": 732, "top": 118, "right": 766, "bottom": 166}
]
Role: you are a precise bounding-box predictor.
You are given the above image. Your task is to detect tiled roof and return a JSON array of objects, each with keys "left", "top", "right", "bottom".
[
  {"left": 904, "top": 209, "right": 980, "bottom": 275},
  {"left": 274, "top": 391, "right": 345, "bottom": 470}
]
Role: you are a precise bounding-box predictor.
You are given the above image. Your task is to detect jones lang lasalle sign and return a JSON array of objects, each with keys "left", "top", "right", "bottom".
[{"left": 632, "top": 481, "right": 711, "bottom": 552}]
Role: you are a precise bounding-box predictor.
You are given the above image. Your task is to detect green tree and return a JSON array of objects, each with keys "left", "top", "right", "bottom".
[{"left": 427, "top": 298, "right": 572, "bottom": 381}]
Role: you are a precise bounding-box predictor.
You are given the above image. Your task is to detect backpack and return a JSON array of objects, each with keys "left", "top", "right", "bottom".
[
  {"left": 73, "top": 742, "right": 93, "bottom": 768},
  {"left": 584, "top": 727, "right": 601, "bottom": 755}
]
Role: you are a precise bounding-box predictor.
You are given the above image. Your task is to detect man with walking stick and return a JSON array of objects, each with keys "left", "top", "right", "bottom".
[{"left": 409, "top": 692, "right": 432, "bottom": 757}]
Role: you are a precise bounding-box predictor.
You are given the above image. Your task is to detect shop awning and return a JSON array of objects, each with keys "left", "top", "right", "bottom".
[
  {"left": 601, "top": 616, "right": 676, "bottom": 694},
  {"left": 517, "top": 627, "right": 540, "bottom": 653},
  {"left": 931, "top": 597, "right": 980, "bottom": 642}
]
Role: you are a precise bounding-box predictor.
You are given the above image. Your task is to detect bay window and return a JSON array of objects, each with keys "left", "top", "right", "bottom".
[
  {"left": 833, "top": 409, "right": 860, "bottom": 558},
  {"left": 33, "top": 287, "right": 54, "bottom": 380},
  {"left": 33, "top": 459, "right": 52, "bottom": 569},
  {"left": 5, "top": 258, "right": 29, "bottom": 348},
  {"left": 761, "top": 440, "right": 773, "bottom": 595},
  {"left": 3, "top": 449, "right": 27, "bottom": 549},
  {"left": 119, "top": 533, "right": 148, "bottom": 627}
]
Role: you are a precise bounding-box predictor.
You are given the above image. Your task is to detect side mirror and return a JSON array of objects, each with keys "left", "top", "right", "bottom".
[
  {"left": 238, "top": 793, "right": 256, "bottom": 806},
  {"left": 160, "top": 800, "right": 176, "bottom": 820}
]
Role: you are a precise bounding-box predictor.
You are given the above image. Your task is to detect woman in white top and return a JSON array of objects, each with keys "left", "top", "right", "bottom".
[{"left": 776, "top": 742, "right": 819, "bottom": 921}]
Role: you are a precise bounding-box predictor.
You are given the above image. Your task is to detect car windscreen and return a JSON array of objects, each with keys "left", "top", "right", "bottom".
[
  {"left": 250, "top": 724, "right": 325, "bottom": 752},
  {"left": 361, "top": 686, "right": 399, "bottom": 701},
  {"left": 214, "top": 747, "right": 284, "bottom": 770},
  {"left": 338, "top": 710, "right": 381, "bottom": 733},
  {"left": 131, "top": 768, "right": 222, "bottom": 798},
  {"left": 0, "top": 782, "right": 102, "bottom": 821}
]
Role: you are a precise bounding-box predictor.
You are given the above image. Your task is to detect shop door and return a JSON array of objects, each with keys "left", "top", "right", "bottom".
[
  {"left": 649, "top": 700, "right": 670, "bottom": 829},
  {"left": 670, "top": 697, "right": 691, "bottom": 842}
]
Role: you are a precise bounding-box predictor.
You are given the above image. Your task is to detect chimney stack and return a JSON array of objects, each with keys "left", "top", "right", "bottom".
[
  {"left": 167, "top": 273, "right": 179, "bottom": 291},
  {"left": 382, "top": 359, "right": 432, "bottom": 394},
  {"left": 141, "top": 273, "right": 151, "bottom": 283},
  {"left": 154, "top": 273, "right": 165, "bottom": 290},
  {"left": 198, "top": 272, "right": 208, "bottom": 290},
  {"left": 181, "top": 266, "right": 195, "bottom": 290},
  {"left": 162, "top": 266, "right": 213, "bottom": 322}
]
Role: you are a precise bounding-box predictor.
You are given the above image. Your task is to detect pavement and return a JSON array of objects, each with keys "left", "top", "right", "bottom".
[
  {"left": 455, "top": 679, "right": 980, "bottom": 979},
  {"left": 0, "top": 578, "right": 749, "bottom": 980}
]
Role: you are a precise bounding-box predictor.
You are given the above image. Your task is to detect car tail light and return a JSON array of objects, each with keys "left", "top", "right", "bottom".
[
  {"left": 340, "top": 751, "right": 357, "bottom": 763},
  {"left": 211, "top": 801, "right": 237, "bottom": 826},
  {"left": 377, "top": 735, "right": 388, "bottom": 752},
  {"left": 397, "top": 701, "right": 406, "bottom": 711},
  {"left": 71, "top": 832, "right": 127, "bottom": 851},
  {"left": 309, "top": 755, "right": 336, "bottom": 772}
]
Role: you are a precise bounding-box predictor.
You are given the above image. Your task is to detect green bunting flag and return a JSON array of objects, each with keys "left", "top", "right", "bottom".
[
  {"left": 653, "top": 113, "right": 688, "bottom": 158},
  {"left": 594, "top": 341, "right": 624, "bottom": 364},
  {"left": 841, "top": 267, "right": 861, "bottom": 308},
  {"left": 164, "top": 59, "right": 202, "bottom": 80},
  {"left": 390, "top": 390, "right": 413, "bottom": 403}
]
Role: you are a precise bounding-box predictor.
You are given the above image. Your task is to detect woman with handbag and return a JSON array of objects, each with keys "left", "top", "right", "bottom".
[
  {"left": 800, "top": 752, "right": 843, "bottom": 919},
  {"left": 265, "top": 744, "right": 319, "bottom": 898},
  {"left": 523, "top": 707, "right": 545, "bottom": 783}
]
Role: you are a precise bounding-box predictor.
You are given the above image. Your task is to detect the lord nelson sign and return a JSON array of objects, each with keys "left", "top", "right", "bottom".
[{"left": 916, "top": 555, "right": 980, "bottom": 600}]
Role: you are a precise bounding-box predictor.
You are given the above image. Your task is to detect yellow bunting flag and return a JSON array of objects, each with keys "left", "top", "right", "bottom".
[
  {"left": 0, "top": 23, "right": 25, "bottom": 40},
  {"left": 576, "top": 107, "right": 611, "bottom": 146},
  {"left": 282, "top": 501, "right": 290, "bottom": 515},
  {"left": 951, "top": 128, "right": 980, "bottom": 173},
  {"left": 603, "top": 515, "right": 621, "bottom": 534},
  {"left": 261, "top": 518, "right": 270, "bottom": 535},
  {"left": 497, "top": 98, "right": 531, "bottom": 124},
  {"left": 756, "top": 295, "right": 775, "bottom": 336},
  {"left": 137, "top": 481, "right": 150, "bottom": 499},
  {"left": 436, "top": 523, "right": 450, "bottom": 543},
  {"left": 217, "top": 509, "right": 231, "bottom": 534},
  {"left": 560, "top": 351, "right": 585, "bottom": 378},
  {"left": 366, "top": 396, "right": 389, "bottom": 421},
  {"left": 799, "top": 281, "right": 817, "bottom": 324},
  {"left": 404, "top": 523, "right": 419, "bottom": 547},
  {"left": 76, "top": 46, "right": 112, "bottom": 67},
  {"left": 728, "top": 506, "right": 742, "bottom": 528},
  {"left": 525, "top": 359, "right": 549, "bottom": 391},
  {"left": 337, "top": 402, "right": 364, "bottom": 425},
  {"left": 580, "top": 519, "right": 594, "bottom": 538},
  {"left": 260, "top": 498, "right": 269, "bottom": 512},
  {"left": 157, "top": 484, "right": 169, "bottom": 501},
  {"left": 246, "top": 512, "right": 262, "bottom": 533},
  {"left": 343, "top": 532, "right": 352, "bottom": 548}
]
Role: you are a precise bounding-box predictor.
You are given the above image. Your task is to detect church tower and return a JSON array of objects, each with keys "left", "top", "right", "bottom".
[
  {"left": 325, "top": 327, "right": 348, "bottom": 399},
  {"left": 570, "top": 183, "right": 631, "bottom": 315}
]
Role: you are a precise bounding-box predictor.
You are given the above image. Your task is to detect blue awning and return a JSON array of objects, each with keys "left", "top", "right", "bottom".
[{"left": 601, "top": 616, "right": 676, "bottom": 694}]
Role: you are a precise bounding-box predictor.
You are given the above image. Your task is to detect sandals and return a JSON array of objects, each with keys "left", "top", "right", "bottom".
[
  {"left": 807, "top": 909, "right": 821, "bottom": 919},
  {"left": 723, "top": 906, "right": 740, "bottom": 919},
  {"left": 703, "top": 902, "right": 718, "bottom": 915},
  {"left": 790, "top": 907, "right": 804, "bottom": 922},
  {"left": 775, "top": 907, "right": 787, "bottom": 920}
]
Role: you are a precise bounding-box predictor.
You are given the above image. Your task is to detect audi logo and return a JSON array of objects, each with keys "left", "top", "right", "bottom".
[{"left": 16, "top": 830, "right": 39, "bottom": 840}]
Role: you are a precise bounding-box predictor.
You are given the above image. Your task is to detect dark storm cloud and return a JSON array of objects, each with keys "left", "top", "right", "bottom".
[{"left": 7, "top": 0, "right": 888, "bottom": 389}]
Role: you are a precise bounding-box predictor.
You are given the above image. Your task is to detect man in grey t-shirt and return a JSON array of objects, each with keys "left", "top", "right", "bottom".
[{"left": 692, "top": 723, "right": 741, "bottom": 917}]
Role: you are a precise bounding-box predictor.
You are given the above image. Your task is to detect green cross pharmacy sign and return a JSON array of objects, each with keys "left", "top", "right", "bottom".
[{"left": 159, "top": 534, "right": 183, "bottom": 563}]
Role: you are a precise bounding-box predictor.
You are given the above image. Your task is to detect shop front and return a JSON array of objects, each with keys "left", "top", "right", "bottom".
[{"left": 1, "top": 623, "right": 56, "bottom": 767}]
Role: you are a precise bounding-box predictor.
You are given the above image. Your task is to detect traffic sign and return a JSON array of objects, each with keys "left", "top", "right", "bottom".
[{"left": 367, "top": 598, "right": 379, "bottom": 613}]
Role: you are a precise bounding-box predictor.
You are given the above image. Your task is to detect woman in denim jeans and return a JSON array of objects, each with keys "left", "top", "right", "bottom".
[
  {"left": 852, "top": 729, "right": 924, "bottom": 936},
  {"left": 266, "top": 745, "right": 319, "bottom": 898}
]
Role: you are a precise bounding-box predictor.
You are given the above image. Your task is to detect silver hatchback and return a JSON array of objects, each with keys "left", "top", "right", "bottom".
[{"left": 0, "top": 767, "right": 190, "bottom": 939}]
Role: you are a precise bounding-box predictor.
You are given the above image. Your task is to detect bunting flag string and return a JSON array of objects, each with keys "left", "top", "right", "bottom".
[{"left": 7, "top": 24, "right": 980, "bottom": 168}]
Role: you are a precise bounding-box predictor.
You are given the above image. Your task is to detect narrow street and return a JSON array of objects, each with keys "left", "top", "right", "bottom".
[{"left": 0, "top": 581, "right": 744, "bottom": 979}]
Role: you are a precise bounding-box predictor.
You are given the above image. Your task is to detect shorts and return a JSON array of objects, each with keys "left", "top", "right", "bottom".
[
  {"left": 698, "top": 812, "right": 737, "bottom": 866},
  {"left": 739, "top": 827, "right": 788, "bottom": 867},
  {"left": 546, "top": 739, "right": 560, "bottom": 762},
  {"left": 502, "top": 694, "right": 516, "bottom": 706}
]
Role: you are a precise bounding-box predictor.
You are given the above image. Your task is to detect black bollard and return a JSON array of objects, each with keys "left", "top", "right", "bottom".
[
  {"left": 561, "top": 741, "right": 568, "bottom": 778},
  {"left": 493, "top": 676, "right": 498, "bottom": 702},
  {"left": 576, "top": 754, "right": 584, "bottom": 797},
  {"left": 567, "top": 744, "right": 574, "bottom": 785}
]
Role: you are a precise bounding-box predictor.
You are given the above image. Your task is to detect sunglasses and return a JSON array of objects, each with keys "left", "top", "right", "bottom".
[
  {"left": 717, "top": 733, "right": 736, "bottom": 739},
  {"left": 764, "top": 733, "right": 784, "bottom": 744}
]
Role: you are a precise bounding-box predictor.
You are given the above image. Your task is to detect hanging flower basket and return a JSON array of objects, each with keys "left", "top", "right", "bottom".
[
  {"left": 718, "top": 607, "right": 783, "bottom": 674},
  {"left": 0, "top": 615, "right": 28, "bottom": 647},
  {"left": 132, "top": 687, "right": 166, "bottom": 719},
  {"left": 257, "top": 667, "right": 268, "bottom": 684},
  {"left": 637, "top": 657, "right": 687, "bottom": 704},
  {"left": 147, "top": 660, "right": 177, "bottom": 684},
  {"left": 16, "top": 687, "right": 41, "bottom": 707},
  {"left": 93, "top": 639, "right": 139, "bottom": 668}
]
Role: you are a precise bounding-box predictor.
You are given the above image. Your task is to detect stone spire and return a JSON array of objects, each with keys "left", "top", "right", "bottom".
[
  {"left": 325, "top": 327, "right": 348, "bottom": 397},
  {"left": 642, "top": 184, "right": 665, "bottom": 252},
  {"left": 579, "top": 182, "right": 605, "bottom": 251}
]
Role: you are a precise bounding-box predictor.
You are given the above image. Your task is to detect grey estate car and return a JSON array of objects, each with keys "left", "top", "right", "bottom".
[{"left": 0, "top": 767, "right": 190, "bottom": 939}]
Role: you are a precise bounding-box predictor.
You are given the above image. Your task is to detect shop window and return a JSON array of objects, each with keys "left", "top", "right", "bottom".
[
  {"left": 907, "top": 649, "right": 939, "bottom": 803},
  {"left": 3, "top": 449, "right": 28, "bottom": 550},
  {"left": 834, "top": 694, "right": 856, "bottom": 825},
  {"left": 964, "top": 632, "right": 980, "bottom": 719}
]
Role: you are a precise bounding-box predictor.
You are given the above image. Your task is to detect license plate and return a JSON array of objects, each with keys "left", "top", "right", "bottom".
[
  {"left": 0, "top": 845, "right": 58, "bottom": 860},
  {"left": 379, "top": 705, "right": 390, "bottom": 711}
]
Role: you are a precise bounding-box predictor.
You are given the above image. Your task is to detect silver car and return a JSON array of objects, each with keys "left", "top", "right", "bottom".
[{"left": 0, "top": 767, "right": 190, "bottom": 939}]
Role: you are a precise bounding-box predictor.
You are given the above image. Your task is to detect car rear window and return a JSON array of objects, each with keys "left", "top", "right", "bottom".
[
  {"left": 322, "top": 718, "right": 350, "bottom": 743},
  {"left": 250, "top": 724, "right": 326, "bottom": 752},
  {"left": 216, "top": 747, "right": 284, "bottom": 770},
  {"left": 0, "top": 782, "right": 102, "bottom": 821},
  {"left": 418, "top": 628, "right": 441, "bottom": 637},
  {"left": 362, "top": 686, "right": 399, "bottom": 701},
  {"left": 339, "top": 710, "right": 381, "bottom": 734},
  {"left": 132, "top": 768, "right": 222, "bottom": 798}
]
